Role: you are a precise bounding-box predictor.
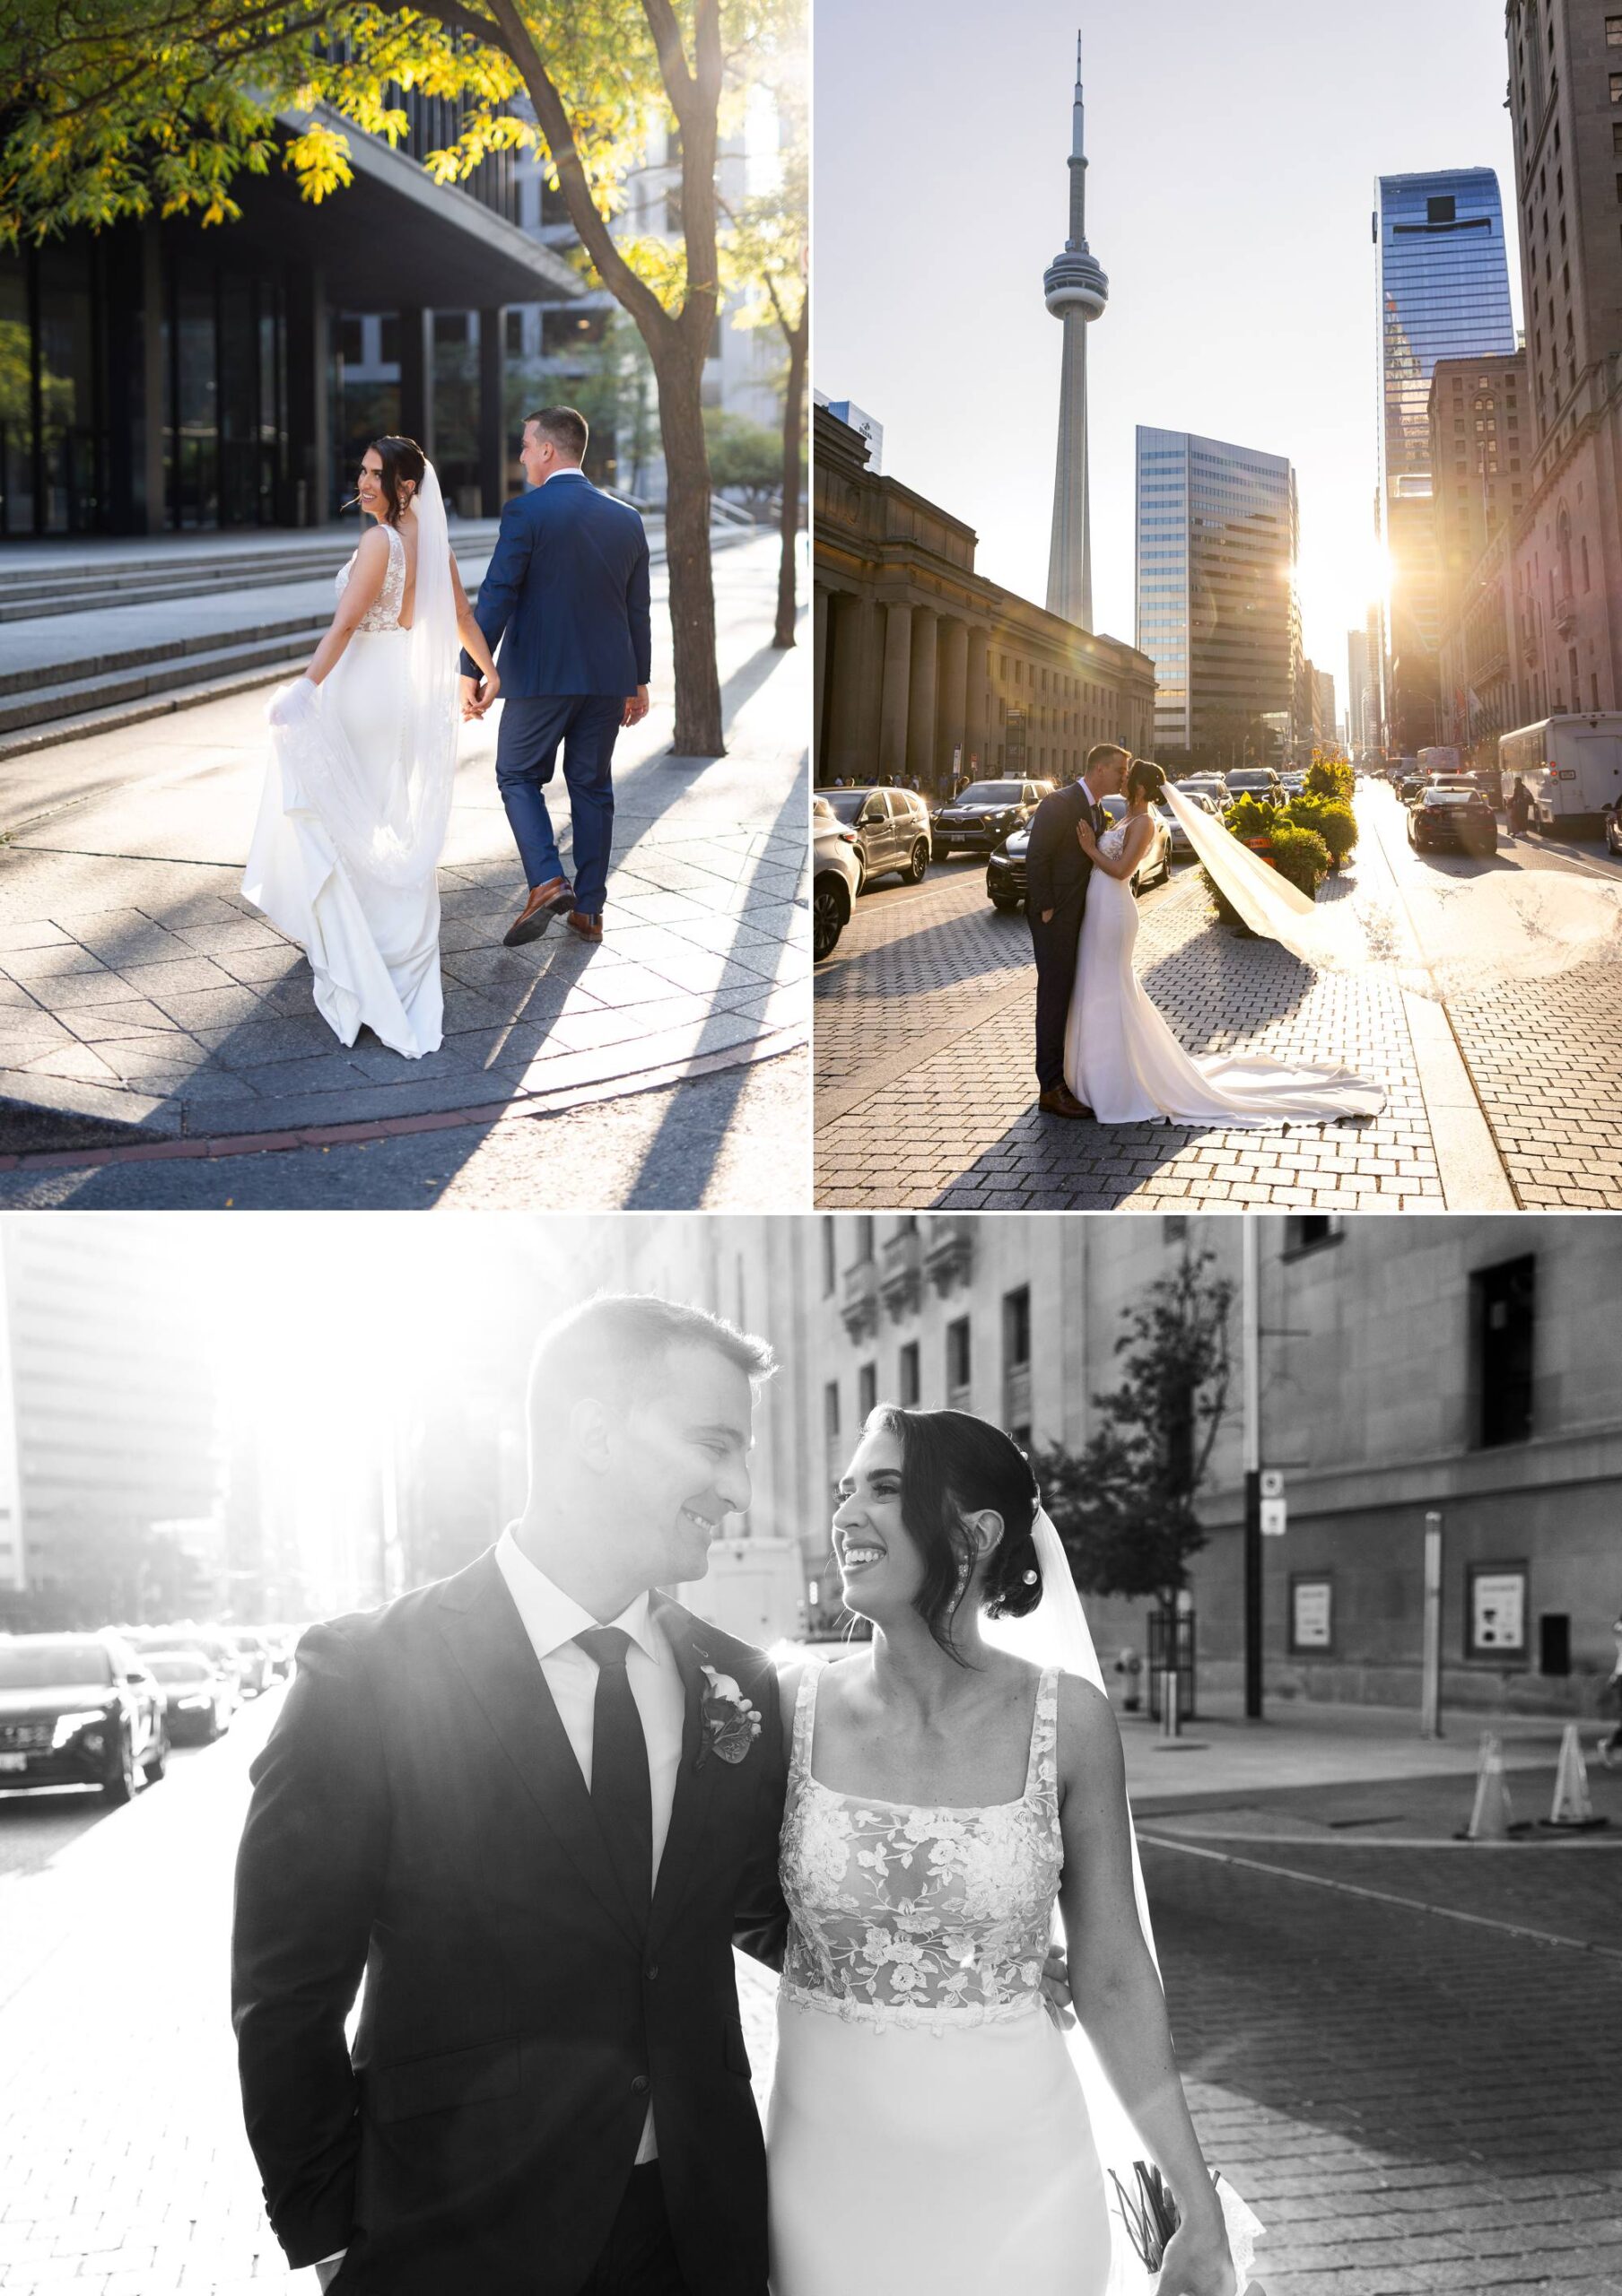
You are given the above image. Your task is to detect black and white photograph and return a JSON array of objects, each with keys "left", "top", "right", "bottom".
[{"left": 1, "top": 1212, "right": 1618, "bottom": 2295}]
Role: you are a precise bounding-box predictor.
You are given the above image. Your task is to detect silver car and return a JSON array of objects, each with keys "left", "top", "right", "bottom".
[
  {"left": 815, "top": 786, "right": 932, "bottom": 886},
  {"left": 814, "top": 796, "right": 864, "bottom": 961}
]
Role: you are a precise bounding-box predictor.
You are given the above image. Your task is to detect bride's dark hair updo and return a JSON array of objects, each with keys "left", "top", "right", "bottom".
[
  {"left": 370, "top": 435, "right": 427, "bottom": 526},
  {"left": 1127, "top": 758, "right": 1165, "bottom": 805},
  {"left": 864, "top": 1405, "right": 1042, "bottom": 1661}
]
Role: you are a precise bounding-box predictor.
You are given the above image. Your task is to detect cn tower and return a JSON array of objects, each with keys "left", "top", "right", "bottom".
[{"left": 1043, "top": 31, "right": 1110, "bottom": 631}]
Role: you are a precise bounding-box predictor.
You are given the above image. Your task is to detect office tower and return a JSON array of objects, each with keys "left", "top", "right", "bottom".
[{"left": 1135, "top": 426, "right": 1301, "bottom": 764}]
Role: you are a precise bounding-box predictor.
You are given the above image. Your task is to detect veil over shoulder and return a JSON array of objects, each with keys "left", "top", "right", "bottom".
[{"left": 984, "top": 1513, "right": 1264, "bottom": 2292}]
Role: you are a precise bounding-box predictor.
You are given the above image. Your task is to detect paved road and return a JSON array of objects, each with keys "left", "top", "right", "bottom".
[
  {"left": 4, "top": 1688, "right": 1618, "bottom": 2293},
  {"left": 814, "top": 786, "right": 1622, "bottom": 1211}
]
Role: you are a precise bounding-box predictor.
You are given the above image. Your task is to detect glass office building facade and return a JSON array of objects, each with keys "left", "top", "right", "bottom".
[
  {"left": 1135, "top": 426, "right": 1300, "bottom": 761},
  {"left": 1375, "top": 170, "right": 1515, "bottom": 745}
]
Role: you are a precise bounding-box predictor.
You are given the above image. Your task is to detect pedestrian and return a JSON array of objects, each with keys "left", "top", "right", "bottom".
[
  {"left": 1508, "top": 777, "right": 1533, "bottom": 834},
  {"left": 1598, "top": 1611, "right": 1622, "bottom": 1770}
]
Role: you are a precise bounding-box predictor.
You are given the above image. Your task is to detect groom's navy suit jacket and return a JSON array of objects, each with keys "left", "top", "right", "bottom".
[
  {"left": 231, "top": 1550, "right": 787, "bottom": 2296},
  {"left": 1025, "top": 778, "right": 1107, "bottom": 1089},
  {"left": 460, "top": 474, "right": 653, "bottom": 695}
]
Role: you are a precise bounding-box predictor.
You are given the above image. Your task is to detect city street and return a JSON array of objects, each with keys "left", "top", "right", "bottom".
[
  {"left": 814, "top": 781, "right": 1622, "bottom": 1211},
  {"left": 0, "top": 538, "right": 809, "bottom": 1209},
  {"left": 3, "top": 1677, "right": 1618, "bottom": 2292}
]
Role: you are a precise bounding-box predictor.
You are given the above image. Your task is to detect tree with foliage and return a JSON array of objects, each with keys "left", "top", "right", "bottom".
[
  {"left": 1030, "top": 1248, "right": 1234, "bottom": 1621},
  {"left": 702, "top": 407, "right": 784, "bottom": 510},
  {"left": 0, "top": 0, "right": 802, "bottom": 756},
  {"left": 719, "top": 44, "right": 805, "bottom": 648}
]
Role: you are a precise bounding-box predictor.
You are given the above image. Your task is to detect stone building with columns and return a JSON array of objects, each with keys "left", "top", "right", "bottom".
[{"left": 814, "top": 404, "right": 1155, "bottom": 793}]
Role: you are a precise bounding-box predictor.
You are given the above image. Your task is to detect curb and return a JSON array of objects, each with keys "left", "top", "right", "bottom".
[{"left": 0, "top": 1026, "right": 806, "bottom": 1173}]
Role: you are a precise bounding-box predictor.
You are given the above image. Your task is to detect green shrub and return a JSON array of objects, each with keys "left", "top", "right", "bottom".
[
  {"left": 1200, "top": 796, "right": 1331, "bottom": 929},
  {"left": 1266, "top": 822, "right": 1332, "bottom": 897},
  {"left": 1304, "top": 752, "right": 1355, "bottom": 804},
  {"left": 1289, "top": 793, "right": 1358, "bottom": 868}
]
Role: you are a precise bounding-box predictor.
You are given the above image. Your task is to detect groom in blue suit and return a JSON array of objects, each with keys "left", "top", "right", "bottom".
[{"left": 461, "top": 408, "right": 652, "bottom": 947}]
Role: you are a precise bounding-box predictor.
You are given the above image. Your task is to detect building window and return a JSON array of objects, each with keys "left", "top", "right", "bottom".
[
  {"left": 1163, "top": 1215, "right": 1189, "bottom": 1242},
  {"left": 858, "top": 1361, "right": 877, "bottom": 1422},
  {"left": 822, "top": 1217, "right": 836, "bottom": 1297},
  {"left": 337, "top": 315, "right": 364, "bottom": 364},
  {"left": 899, "top": 1341, "right": 920, "bottom": 1407},
  {"left": 1471, "top": 1257, "right": 1535, "bottom": 1447},
  {"left": 946, "top": 1318, "right": 971, "bottom": 1403},
  {"left": 505, "top": 309, "right": 526, "bottom": 357},
  {"left": 855, "top": 1216, "right": 875, "bottom": 1265},
  {"left": 1611, "top": 72, "right": 1622, "bottom": 100},
  {"left": 1609, "top": 13, "right": 1622, "bottom": 39},
  {"left": 1282, "top": 1215, "right": 1341, "bottom": 1256},
  {"left": 824, "top": 1382, "right": 840, "bottom": 1441},
  {"left": 1003, "top": 1285, "right": 1031, "bottom": 1370},
  {"left": 1427, "top": 195, "right": 1456, "bottom": 224}
]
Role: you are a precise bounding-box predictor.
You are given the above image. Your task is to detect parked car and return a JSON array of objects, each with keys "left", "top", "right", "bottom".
[
  {"left": 1278, "top": 772, "right": 1308, "bottom": 799},
  {"left": 223, "top": 1630, "right": 273, "bottom": 1696},
  {"left": 815, "top": 785, "right": 932, "bottom": 886},
  {"left": 813, "top": 795, "right": 863, "bottom": 962},
  {"left": 1162, "top": 787, "right": 1221, "bottom": 858},
  {"left": 987, "top": 793, "right": 1171, "bottom": 909},
  {"left": 1407, "top": 786, "right": 1499, "bottom": 856},
  {"left": 144, "top": 1651, "right": 233, "bottom": 1744},
  {"left": 933, "top": 778, "right": 1054, "bottom": 857},
  {"left": 1223, "top": 768, "right": 1286, "bottom": 804},
  {"left": 0, "top": 1632, "right": 168, "bottom": 1803},
  {"left": 1178, "top": 773, "right": 1230, "bottom": 805},
  {"left": 132, "top": 1630, "right": 243, "bottom": 1710},
  {"left": 1397, "top": 773, "right": 1427, "bottom": 805}
]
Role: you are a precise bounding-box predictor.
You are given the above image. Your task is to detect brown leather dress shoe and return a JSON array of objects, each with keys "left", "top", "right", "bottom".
[
  {"left": 503, "top": 877, "right": 573, "bottom": 948},
  {"left": 565, "top": 910, "right": 604, "bottom": 944},
  {"left": 1038, "top": 1083, "right": 1094, "bottom": 1119}
]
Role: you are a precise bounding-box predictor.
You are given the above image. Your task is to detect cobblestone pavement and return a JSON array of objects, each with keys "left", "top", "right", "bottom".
[
  {"left": 4, "top": 1690, "right": 1618, "bottom": 2292},
  {"left": 0, "top": 540, "right": 808, "bottom": 1205},
  {"left": 815, "top": 785, "right": 1622, "bottom": 1212}
]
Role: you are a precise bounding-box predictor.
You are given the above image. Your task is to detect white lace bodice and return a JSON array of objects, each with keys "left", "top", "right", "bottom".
[
  {"left": 336, "top": 522, "right": 407, "bottom": 632},
  {"left": 1096, "top": 822, "right": 1129, "bottom": 862},
  {"left": 779, "top": 1665, "right": 1063, "bottom": 2033}
]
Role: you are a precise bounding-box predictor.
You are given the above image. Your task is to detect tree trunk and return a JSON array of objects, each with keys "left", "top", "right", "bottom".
[
  {"left": 650, "top": 339, "right": 724, "bottom": 757},
  {"left": 773, "top": 308, "right": 807, "bottom": 649}
]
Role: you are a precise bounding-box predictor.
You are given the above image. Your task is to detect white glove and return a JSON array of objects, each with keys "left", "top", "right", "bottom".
[{"left": 267, "top": 676, "right": 318, "bottom": 730}]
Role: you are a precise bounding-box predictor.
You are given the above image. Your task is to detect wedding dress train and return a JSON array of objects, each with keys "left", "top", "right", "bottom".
[
  {"left": 244, "top": 467, "right": 461, "bottom": 1060},
  {"left": 767, "top": 1665, "right": 1111, "bottom": 2296},
  {"left": 1064, "top": 819, "right": 1385, "bottom": 1126}
]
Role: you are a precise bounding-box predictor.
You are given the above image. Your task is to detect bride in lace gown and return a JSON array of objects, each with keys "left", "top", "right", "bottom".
[
  {"left": 768, "top": 1406, "right": 1240, "bottom": 2296},
  {"left": 243, "top": 438, "right": 498, "bottom": 1059},
  {"left": 1064, "top": 758, "right": 1385, "bottom": 1126}
]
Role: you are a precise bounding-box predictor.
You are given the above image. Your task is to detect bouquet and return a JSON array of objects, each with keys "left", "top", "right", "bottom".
[{"left": 1109, "top": 2160, "right": 1265, "bottom": 2289}]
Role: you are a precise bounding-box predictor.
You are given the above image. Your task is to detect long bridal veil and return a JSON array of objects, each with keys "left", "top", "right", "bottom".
[
  {"left": 267, "top": 457, "right": 460, "bottom": 889},
  {"left": 984, "top": 1510, "right": 1263, "bottom": 2292},
  {"left": 1161, "top": 782, "right": 1369, "bottom": 972}
]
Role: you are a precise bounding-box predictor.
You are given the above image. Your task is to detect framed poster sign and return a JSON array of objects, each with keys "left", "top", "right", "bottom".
[
  {"left": 1466, "top": 1563, "right": 1528, "bottom": 1660},
  {"left": 1289, "top": 1574, "right": 1334, "bottom": 1654}
]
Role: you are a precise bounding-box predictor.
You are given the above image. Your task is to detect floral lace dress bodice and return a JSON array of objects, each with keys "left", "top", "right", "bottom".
[
  {"left": 779, "top": 1665, "right": 1063, "bottom": 2033},
  {"left": 336, "top": 521, "right": 407, "bottom": 632},
  {"left": 1095, "top": 821, "right": 1130, "bottom": 863}
]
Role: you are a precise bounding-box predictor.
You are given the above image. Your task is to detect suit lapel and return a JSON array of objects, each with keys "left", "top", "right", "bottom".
[
  {"left": 647, "top": 1596, "right": 722, "bottom": 1944},
  {"left": 437, "top": 1552, "right": 644, "bottom": 1952}
]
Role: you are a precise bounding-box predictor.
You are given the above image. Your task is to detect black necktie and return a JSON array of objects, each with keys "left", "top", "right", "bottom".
[{"left": 575, "top": 1627, "right": 653, "bottom": 1926}]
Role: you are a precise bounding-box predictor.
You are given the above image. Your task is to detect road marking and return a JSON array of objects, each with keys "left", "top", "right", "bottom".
[{"left": 1138, "top": 1831, "right": 1622, "bottom": 1958}]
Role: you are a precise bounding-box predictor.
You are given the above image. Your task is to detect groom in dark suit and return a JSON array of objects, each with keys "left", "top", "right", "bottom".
[
  {"left": 231, "top": 1296, "right": 788, "bottom": 2296},
  {"left": 1024, "top": 741, "right": 1130, "bottom": 1118},
  {"left": 461, "top": 408, "right": 653, "bottom": 949}
]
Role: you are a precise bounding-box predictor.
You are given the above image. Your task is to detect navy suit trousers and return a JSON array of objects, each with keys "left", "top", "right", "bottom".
[{"left": 496, "top": 693, "right": 622, "bottom": 914}]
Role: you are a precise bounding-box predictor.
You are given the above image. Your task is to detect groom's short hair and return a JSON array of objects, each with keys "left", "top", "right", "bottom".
[
  {"left": 526, "top": 1293, "right": 775, "bottom": 1444},
  {"left": 526, "top": 405, "right": 589, "bottom": 463},
  {"left": 1085, "top": 742, "right": 1130, "bottom": 778}
]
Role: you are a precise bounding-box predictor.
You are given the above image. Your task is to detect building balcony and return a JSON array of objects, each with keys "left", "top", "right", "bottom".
[
  {"left": 840, "top": 1257, "right": 879, "bottom": 1343},
  {"left": 923, "top": 1219, "right": 974, "bottom": 1297},
  {"left": 879, "top": 1228, "right": 922, "bottom": 1319},
  {"left": 1553, "top": 593, "right": 1578, "bottom": 637}
]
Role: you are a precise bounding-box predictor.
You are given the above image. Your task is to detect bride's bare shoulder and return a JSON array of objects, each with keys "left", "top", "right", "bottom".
[{"left": 1053, "top": 1670, "right": 1123, "bottom": 1775}]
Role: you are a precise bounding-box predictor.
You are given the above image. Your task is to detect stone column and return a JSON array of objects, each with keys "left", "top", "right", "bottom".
[
  {"left": 814, "top": 586, "right": 831, "bottom": 776},
  {"left": 139, "top": 219, "right": 166, "bottom": 535},
  {"left": 478, "top": 308, "right": 505, "bottom": 515},
  {"left": 964, "top": 623, "right": 990, "bottom": 778},
  {"left": 397, "top": 308, "right": 433, "bottom": 457},
  {"left": 824, "top": 591, "right": 879, "bottom": 779},
  {"left": 905, "top": 608, "right": 938, "bottom": 788},
  {"left": 937, "top": 618, "right": 969, "bottom": 792},
  {"left": 879, "top": 602, "right": 913, "bottom": 781}
]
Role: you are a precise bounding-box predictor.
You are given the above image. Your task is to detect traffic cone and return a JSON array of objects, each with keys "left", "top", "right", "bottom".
[
  {"left": 1464, "top": 1731, "right": 1515, "bottom": 1841},
  {"left": 1541, "top": 1722, "right": 1608, "bottom": 1831}
]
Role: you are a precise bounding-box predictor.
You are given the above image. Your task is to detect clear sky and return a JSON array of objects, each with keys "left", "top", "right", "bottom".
[{"left": 814, "top": 0, "right": 1522, "bottom": 707}]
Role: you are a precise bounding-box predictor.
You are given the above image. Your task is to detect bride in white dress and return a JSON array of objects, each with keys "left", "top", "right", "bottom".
[
  {"left": 243, "top": 438, "right": 499, "bottom": 1059},
  {"left": 768, "top": 1405, "right": 1249, "bottom": 2296},
  {"left": 1065, "top": 758, "right": 1385, "bottom": 1126}
]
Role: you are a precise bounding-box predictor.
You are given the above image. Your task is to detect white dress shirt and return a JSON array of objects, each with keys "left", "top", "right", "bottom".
[
  {"left": 495, "top": 1527, "right": 686, "bottom": 2161},
  {"left": 318, "top": 1535, "right": 684, "bottom": 2271}
]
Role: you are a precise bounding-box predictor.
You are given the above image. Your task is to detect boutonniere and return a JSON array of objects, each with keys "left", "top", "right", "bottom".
[{"left": 695, "top": 1663, "right": 763, "bottom": 1770}]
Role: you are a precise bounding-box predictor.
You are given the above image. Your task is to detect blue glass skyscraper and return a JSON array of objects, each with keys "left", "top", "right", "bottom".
[{"left": 1375, "top": 170, "right": 1515, "bottom": 747}]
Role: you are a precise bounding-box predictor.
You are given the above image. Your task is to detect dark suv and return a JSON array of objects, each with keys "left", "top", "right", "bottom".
[
  {"left": 815, "top": 786, "right": 932, "bottom": 886},
  {"left": 0, "top": 1632, "right": 169, "bottom": 1804},
  {"left": 933, "top": 778, "right": 1053, "bottom": 857}
]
